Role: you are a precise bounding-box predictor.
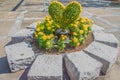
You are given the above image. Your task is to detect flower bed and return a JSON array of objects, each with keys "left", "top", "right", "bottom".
[{"left": 34, "top": 1, "right": 93, "bottom": 52}]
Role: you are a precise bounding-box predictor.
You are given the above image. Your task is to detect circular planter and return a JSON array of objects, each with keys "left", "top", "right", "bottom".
[{"left": 5, "top": 23, "right": 119, "bottom": 80}]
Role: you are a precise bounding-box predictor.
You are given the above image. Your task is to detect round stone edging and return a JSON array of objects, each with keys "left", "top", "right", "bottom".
[{"left": 5, "top": 23, "right": 119, "bottom": 80}]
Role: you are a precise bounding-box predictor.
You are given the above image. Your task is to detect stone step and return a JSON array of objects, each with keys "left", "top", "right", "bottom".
[
  {"left": 84, "top": 41, "right": 119, "bottom": 74},
  {"left": 27, "top": 55, "right": 63, "bottom": 80},
  {"left": 92, "top": 24, "right": 104, "bottom": 32},
  {"left": 5, "top": 42, "right": 35, "bottom": 72},
  {"left": 64, "top": 51, "right": 102, "bottom": 80}
]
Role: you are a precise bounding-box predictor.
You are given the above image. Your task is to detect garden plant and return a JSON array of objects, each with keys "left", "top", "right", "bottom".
[{"left": 34, "top": 1, "right": 93, "bottom": 51}]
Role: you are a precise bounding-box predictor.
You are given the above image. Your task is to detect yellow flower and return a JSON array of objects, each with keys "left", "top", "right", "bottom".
[
  {"left": 51, "top": 20, "right": 53, "bottom": 23},
  {"left": 52, "top": 29, "right": 55, "bottom": 31},
  {"left": 50, "top": 34, "right": 54, "bottom": 38},
  {"left": 36, "top": 27, "right": 40, "bottom": 32},
  {"left": 70, "top": 24, "right": 74, "bottom": 26},
  {"left": 40, "top": 26, "right": 44, "bottom": 30},
  {"left": 48, "top": 21, "right": 52, "bottom": 25},
  {"left": 47, "top": 35, "right": 51, "bottom": 39},
  {"left": 81, "top": 18, "right": 86, "bottom": 23},
  {"left": 36, "top": 21, "right": 40, "bottom": 25},
  {"left": 46, "top": 41, "right": 50, "bottom": 45},
  {"left": 46, "top": 23, "right": 50, "bottom": 27},
  {"left": 76, "top": 43, "right": 80, "bottom": 46},
  {"left": 75, "top": 21, "right": 79, "bottom": 25},
  {"left": 64, "top": 35, "right": 67, "bottom": 39},
  {"left": 47, "top": 26, "right": 51, "bottom": 30},
  {"left": 89, "top": 31, "right": 92, "bottom": 33},
  {"left": 91, "top": 20, "right": 94, "bottom": 24},
  {"left": 61, "top": 35, "right": 67, "bottom": 40},
  {"left": 79, "top": 30, "right": 84, "bottom": 34},
  {"left": 38, "top": 32, "right": 43, "bottom": 36},
  {"left": 45, "top": 16, "right": 50, "bottom": 21},
  {"left": 62, "top": 37, "right": 65, "bottom": 40},
  {"left": 85, "top": 17, "right": 89, "bottom": 21},
  {"left": 46, "top": 16, "right": 51, "bottom": 19},
  {"left": 73, "top": 37, "right": 78, "bottom": 43},
  {"left": 43, "top": 35, "right": 47, "bottom": 40},
  {"left": 83, "top": 25, "right": 88, "bottom": 31},
  {"left": 73, "top": 32, "right": 77, "bottom": 36},
  {"left": 35, "top": 34, "right": 38, "bottom": 38},
  {"left": 57, "top": 24, "right": 60, "bottom": 28},
  {"left": 73, "top": 24, "right": 78, "bottom": 27}
]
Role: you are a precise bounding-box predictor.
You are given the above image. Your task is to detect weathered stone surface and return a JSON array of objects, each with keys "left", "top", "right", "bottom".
[
  {"left": 27, "top": 55, "right": 62, "bottom": 80},
  {"left": 93, "top": 32, "right": 119, "bottom": 48},
  {"left": 92, "top": 24, "right": 104, "bottom": 32},
  {"left": 64, "top": 51, "right": 102, "bottom": 80},
  {"left": 26, "top": 22, "right": 36, "bottom": 29},
  {"left": 84, "top": 41, "right": 119, "bottom": 74},
  {"left": 11, "top": 29, "right": 34, "bottom": 43},
  {"left": 5, "top": 42, "right": 35, "bottom": 72}
]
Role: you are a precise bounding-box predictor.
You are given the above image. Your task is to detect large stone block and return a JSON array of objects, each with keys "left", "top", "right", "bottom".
[
  {"left": 93, "top": 32, "right": 119, "bottom": 48},
  {"left": 5, "top": 42, "right": 35, "bottom": 72},
  {"left": 64, "top": 51, "right": 102, "bottom": 80},
  {"left": 27, "top": 55, "right": 63, "bottom": 80},
  {"left": 11, "top": 29, "right": 34, "bottom": 43},
  {"left": 84, "top": 41, "right": 119, "bottom": 74},
  {"left": 92, "top": 24, "right": 104, "bottom": 32}
]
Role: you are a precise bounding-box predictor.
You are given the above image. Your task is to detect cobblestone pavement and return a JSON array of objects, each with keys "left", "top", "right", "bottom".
[{"left": 0, "top": 0, "right": 120, "bottom": 80}]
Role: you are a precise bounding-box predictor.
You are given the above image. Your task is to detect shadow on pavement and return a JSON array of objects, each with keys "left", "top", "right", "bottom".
[
  {"left": 19, "top": 68, "right": 29, "bottom": 80},
  {"left": 0, "top": 56, "right": 11, "bottom": 74},
  {"left": 19, "top": 57, "right": 36, "bottom": 80}
]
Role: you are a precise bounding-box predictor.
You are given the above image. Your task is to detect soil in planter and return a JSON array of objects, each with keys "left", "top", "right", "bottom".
[{"left": 31, "top": 33, "right": 93, "bottom": 55}]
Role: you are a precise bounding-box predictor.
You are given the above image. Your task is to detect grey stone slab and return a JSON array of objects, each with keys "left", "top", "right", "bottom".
[
  {"left": 64, "top": 51, "right": 102, "bottom": 80},
  {"left": 5, "top": 42, "right": 35, "bottom": 72},
  {"left": 27, "top": 55, "right": 63, "bottom": 80},
  {"left": 93, "top": 32, "right": 119, "bottom": 48},
  {"left": 11, "top": 29, "right": 34, "bottom": 43},
  {"left": 92, "top": 24, "right": 104, "bottom": 32},
  {"left": 26, "top": 22, "right": 36, "bottom": 29},
  {"left": 84, "top": 41, "right": 119, "bottom": 74}
]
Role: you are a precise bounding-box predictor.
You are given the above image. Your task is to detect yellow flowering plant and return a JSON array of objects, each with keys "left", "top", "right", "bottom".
[{"left": 34, "top": 1, "right": 93, "bottom": 51}]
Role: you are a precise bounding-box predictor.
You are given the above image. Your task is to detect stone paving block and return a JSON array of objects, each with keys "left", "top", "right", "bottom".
[
  {"left": 26, "top": 22, "right": 36, "bottom": 29},
  {"left": 84, "top": 41, "right": 119, "bottom": 74},
  {"left": 64, "top": 51, "right": 102, "bottom": 80},
  {"left": 102, "top": 16, "right": 120, "bottom": 26},
  {"left": 24, "top": 12, "right": 47, "bottom": 18},
  {"left": 27, "top": 55, "right": 62, "bottom": 80},
  {"left": 11, "top": 29, "right": 34, "bottom": 43},
  {"left": 92, "top": 24, "right": 104, "bottom": 32},
  {"left": 0, "top": 20, "right": 15, "bottom": 36},
  {"left": 0, "top": 12, "right": 19, "bottom": 19},
  {"left": 93, "top": 32, "right": 119, "bottom": 48},
  {"left": 5, "top": 42, "right": 35, "bottom": 72}
]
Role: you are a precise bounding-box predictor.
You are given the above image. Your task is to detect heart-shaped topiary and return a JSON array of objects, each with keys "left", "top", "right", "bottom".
[{"left": 48, "top": 1, "right": 82, "bottom": 29}]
